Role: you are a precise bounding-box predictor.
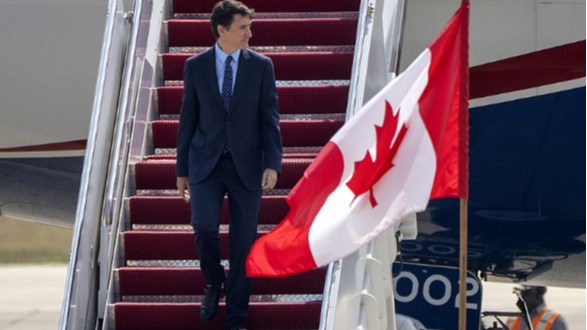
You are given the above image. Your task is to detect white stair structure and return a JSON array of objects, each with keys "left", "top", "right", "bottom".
[{"left": 58, "top": 0, "right": 417, "bottom": 329}]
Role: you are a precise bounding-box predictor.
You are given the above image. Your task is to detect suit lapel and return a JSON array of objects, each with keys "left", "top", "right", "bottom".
[
  {"left": 228, "top": 49, "right": 251, "bottom": 115},
  {"left": 204, "top": 47, "right": 225, "bottom": 112}
]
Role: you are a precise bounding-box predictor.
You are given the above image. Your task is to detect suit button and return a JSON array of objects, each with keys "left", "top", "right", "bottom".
[{"left": 226, "top": 121, "right": 230, "bottom": 126}]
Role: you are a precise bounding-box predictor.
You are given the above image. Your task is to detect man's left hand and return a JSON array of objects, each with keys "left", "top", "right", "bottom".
[{"left": 262, "top": 168, "right": 278, "bottom": 189}]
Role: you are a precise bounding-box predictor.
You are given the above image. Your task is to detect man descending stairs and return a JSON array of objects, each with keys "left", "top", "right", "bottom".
[{"left": 111, "top": 0, "right": 360, "bottom": 328}]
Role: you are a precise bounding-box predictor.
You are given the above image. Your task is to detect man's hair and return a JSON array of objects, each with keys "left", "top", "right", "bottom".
[{"left": 210, "top": 0, "right": 255, "bottom": 39}]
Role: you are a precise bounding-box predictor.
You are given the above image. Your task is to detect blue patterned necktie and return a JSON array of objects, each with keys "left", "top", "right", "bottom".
[
  {"left": 221, "top": 55, "right": 233, "bottom": 112},
  {"left": 221, "top": 55, "right": 233, "bottom": 154}
]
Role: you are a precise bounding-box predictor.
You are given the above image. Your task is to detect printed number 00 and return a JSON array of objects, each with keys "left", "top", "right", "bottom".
[{"left": 394, "top": 271, "right": 479, "bottom": 310}]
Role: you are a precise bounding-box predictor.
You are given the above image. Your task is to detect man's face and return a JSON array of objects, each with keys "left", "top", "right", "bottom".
[
  {"left": 517, "top": 289, "right": 541, "bottom": 312},
  {"left": 218, "top": 14, "right": 252, "bottom": 52}
]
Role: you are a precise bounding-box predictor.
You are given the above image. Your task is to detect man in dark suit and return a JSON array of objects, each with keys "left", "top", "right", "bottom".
[{"left": 175, "top": 1, "right": 282, "bottom": 329}]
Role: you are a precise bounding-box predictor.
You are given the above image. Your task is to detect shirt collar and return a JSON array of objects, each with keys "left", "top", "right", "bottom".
[{"left": 215, "top": 43, "right": 240, "bottom": 64}]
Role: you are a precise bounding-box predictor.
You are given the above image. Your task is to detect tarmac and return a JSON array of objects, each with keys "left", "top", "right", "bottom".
[
  {"left": 0, "top": 266, "right": 66, "bottom": 330},
  {"left": 0, "top": 265, "right": 584, "bottom": 330}
]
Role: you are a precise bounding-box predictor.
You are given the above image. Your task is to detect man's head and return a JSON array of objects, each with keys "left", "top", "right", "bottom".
[
  {"left": 514, "top": 285, "right": 547, "bottom": 312},
  {"left": 211, "top": 1, "right": 254, "bottom": 53}
]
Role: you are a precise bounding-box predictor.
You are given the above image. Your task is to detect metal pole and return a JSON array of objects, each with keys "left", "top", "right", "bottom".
[{"left": 459, "top": 198, "right": 468, "bottom": 330}]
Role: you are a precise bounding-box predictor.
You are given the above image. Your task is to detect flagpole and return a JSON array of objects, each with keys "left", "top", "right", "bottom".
[
  {"left": 459, "top": 198, "right": 468, "bottom": 330},
  {"left": 458, "top": 1, "right": 470, "bottom": 329}
]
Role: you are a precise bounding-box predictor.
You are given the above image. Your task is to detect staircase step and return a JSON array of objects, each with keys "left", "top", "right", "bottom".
[
  {"left": 157, "top": 84, "right": 349, "bottom": 115},
  {"left": 114, "top": 301, "right": 321, "bottom": 330},
  {"left": 280, "top": 118, "right": 342, "bottom": 148},
  {"left": 124, "top": 231, "right": 268, "bottom": 261},
  {"left": 162, "top": 51, "right": 354, "bottom": 81},
  {"left": 151, "top": 119, "right": 342, "bottom": 149},
  {"left": 170, "top": 45, "right": 355, "bottom": 54},
  {"left": 168, "top": 18, "right": 357, "bottom": 47},
  {"left": 129, "top": 195, "right": 288, "bottom": 225},
  {"left": 282, "top": 146, "right": 322, "bottom": 158},
  {"left": 149, "top": 148, "right": 321, "bottom": 160},
  {"left": 118, "top": 267, "right": 326, "bottom": 296},
  {"left": 135, "top": 159, "right": 311, "bottom": 190},
  {"left": 172, "top": 0, "right": 361, "bottom": 14}
]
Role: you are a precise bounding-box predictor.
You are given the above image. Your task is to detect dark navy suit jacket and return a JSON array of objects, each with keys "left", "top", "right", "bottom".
[{"left": 176, "top": 47, "right": 282, "bottom": 191}]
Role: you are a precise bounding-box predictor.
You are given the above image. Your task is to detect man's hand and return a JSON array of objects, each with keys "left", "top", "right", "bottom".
[
  {"left": 262, "top": 168, "right": 278, "bottom": 190},
  {"left": 177, "top": 176, "right": 190, "bottom": 202}
]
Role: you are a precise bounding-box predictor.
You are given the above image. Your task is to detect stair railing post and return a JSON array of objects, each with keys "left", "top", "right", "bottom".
[{"left": 96, "top": 0, "right": 146, "bottom": 324}]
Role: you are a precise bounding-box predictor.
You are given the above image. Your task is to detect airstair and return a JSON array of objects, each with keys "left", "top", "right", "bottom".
[{"left": 59, "top": 0, "right": 412, "bottom": 329}]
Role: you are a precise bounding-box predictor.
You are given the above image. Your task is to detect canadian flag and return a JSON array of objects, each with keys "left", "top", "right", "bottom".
[{"left": 247, "top": 1, "right": 469, "bottom": 277}]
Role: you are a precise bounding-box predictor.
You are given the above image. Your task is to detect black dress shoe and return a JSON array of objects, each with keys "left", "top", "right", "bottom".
[
  {"left": 227, "top": 324, "right": 246, "bottom": 330},
  {"left": 200, "top": 284, "right": 225, "bottom": 321}
]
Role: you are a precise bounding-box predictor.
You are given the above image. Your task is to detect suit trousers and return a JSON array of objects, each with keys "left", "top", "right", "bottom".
[{"left": 189, "top": 152, "right": 262, "bottom": 325}]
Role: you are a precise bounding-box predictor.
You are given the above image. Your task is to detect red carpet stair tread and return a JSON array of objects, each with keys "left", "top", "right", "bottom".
[
  {"left": 162, "top": 51, "right": 354, "bottom": 81},
  {"left": 123, "top": 231, "right": 265, "bottom": 261},
  {"left": 118, "top": 267, "right": 326, "bottom": 296},
  {"left": 115, "top": 302, "right": 322, "bottom": 330},
  {"left": 129, "top": 195, "right": 289, "bottom": 226},
  {"left": 157, "top": 84, "right": 350, "bottom": 115},
  {"left": 134, "top": 158, "right": 312, "bottom": 190},
  {"left": 151, "top": 119, "right": 344, "bottom": 148},
  {"left": 167, "top": 18, "right": 358, "bottom": 47},
  {"left": 113, "top": 0, "right": 359, "bottom": 328},
  {"left": 172, "top": 0, "right": 360, "bottom": 14}
]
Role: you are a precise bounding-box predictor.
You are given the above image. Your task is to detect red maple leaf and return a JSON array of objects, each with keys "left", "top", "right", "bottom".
[{"left": 346, "top": 101, "right": 408, "bottom": 207}]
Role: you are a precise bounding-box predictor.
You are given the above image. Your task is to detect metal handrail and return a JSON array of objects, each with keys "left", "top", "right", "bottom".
[
  {"left": 96, "top": 0, "right": 144, "bottom": 321},
  {"left": 101, "top": 5, "right": 141, "bottom": 230},
  {"left": 59, "top": 0, "right": 131, "bottom": 328},
  {"left": 319, "top": 3, "right": 373, "bottom": 329},
  {"left": 389, "top": 0, "right": 408, "bottom": 74},
  {"left": 320, "top": 0, "right": 409, "bottom": 328},
  {"left": 99, "top": 0, "right": 170, "bottom": 327},
  {"left": 319, "top": 2, "right": 376, "bottom": 325},
  {"left": 344, "top": 0, "right": 374, "bottom": 120},
  {"left": 481, "top": 311, "right": 524, "bottom": 330}
]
